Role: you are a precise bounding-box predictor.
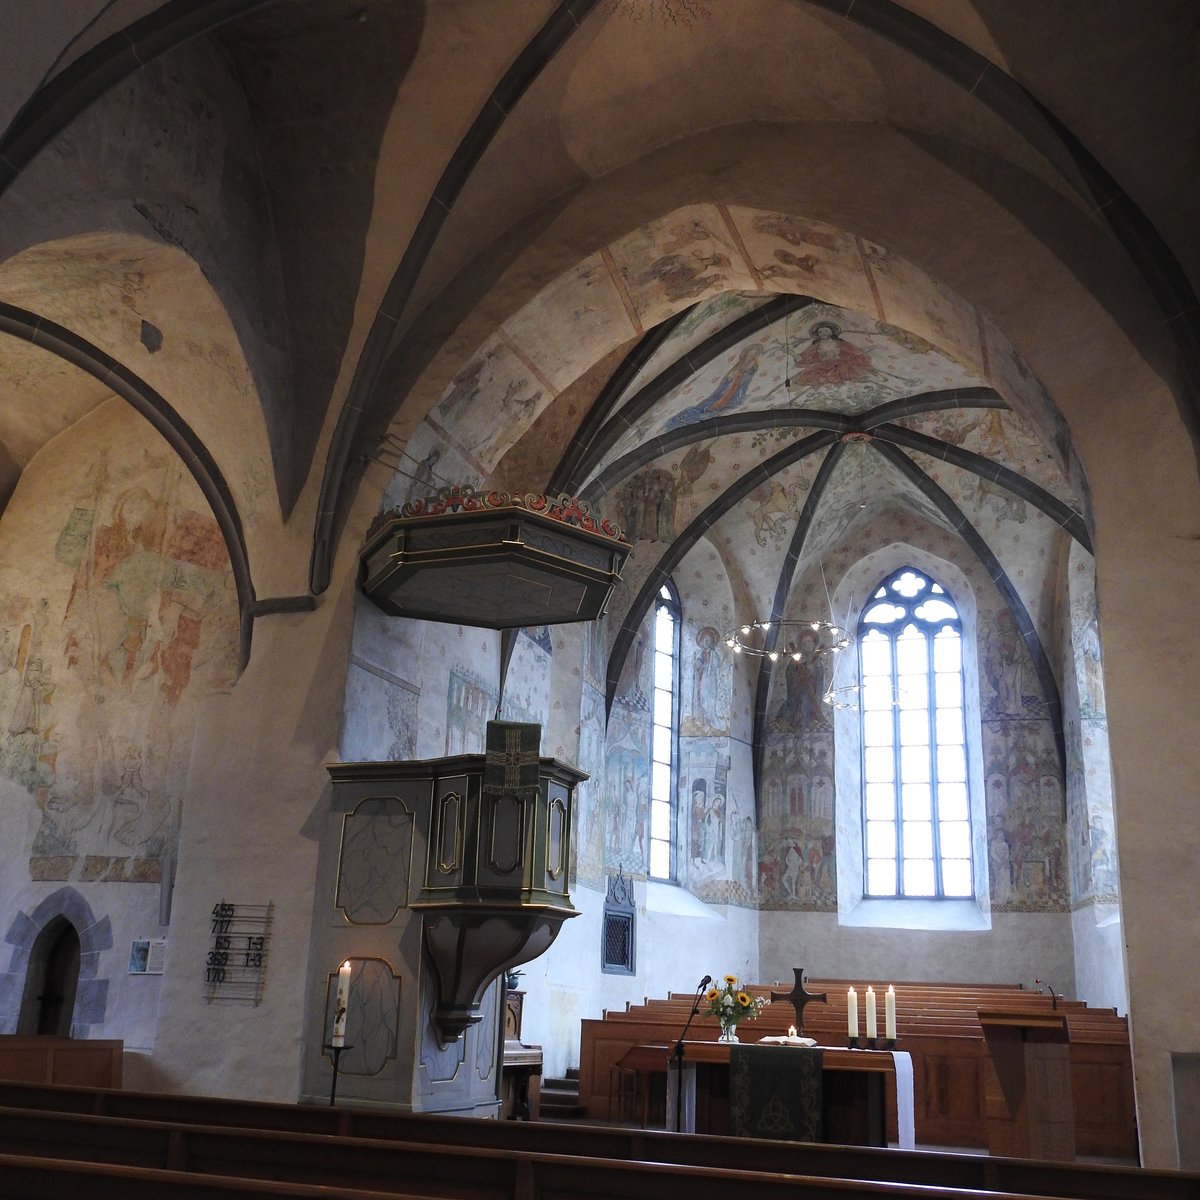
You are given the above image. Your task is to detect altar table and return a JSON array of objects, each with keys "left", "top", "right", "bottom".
[{"left": 621, "top": 1041, "right": 914, "bottom": 1148}]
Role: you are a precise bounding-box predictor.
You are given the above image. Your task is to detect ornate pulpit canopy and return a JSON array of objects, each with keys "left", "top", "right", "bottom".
[{"left": 360, "top": 488, "right": 629, "bottom": 629}]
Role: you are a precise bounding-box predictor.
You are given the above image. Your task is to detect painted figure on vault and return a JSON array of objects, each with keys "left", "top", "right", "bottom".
[
  {"left": 666, "top": 344, "right": 762, "bottom": 430},
  {"left": 777, "top": 635, "right": 831, "bottom": 729},
  {"left": 792, "top": 321, "right": 873, "bottom": 388}
]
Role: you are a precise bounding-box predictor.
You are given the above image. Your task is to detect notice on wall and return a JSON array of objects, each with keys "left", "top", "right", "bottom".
[
  {"left": 204, "top": 900, "right": 274, "bottom": 1005},
  {"left": 129, "top": 938, "right": 166, "bottom": 974}
]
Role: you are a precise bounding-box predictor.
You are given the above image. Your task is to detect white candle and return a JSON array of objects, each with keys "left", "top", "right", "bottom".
[
  {"left": 885, "top": 985, "right": 897, "bottom": 1040},
  {"left": 847, "top": 987, "right": 859, "bottom": 1037},
  {"left": 333, "top": 959, "right": 351, "bottom": 1047},
  {"left": 788, "top": 1025, "right": 797, "bottom": 1039},
  {"left": 865, "top": 986, "right": 877, "bottom": 1038}
]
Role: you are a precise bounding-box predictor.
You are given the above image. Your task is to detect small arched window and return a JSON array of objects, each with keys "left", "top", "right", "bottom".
[
  {"left": 649, "top": 582, "right": 680, "bottom": 880},
  {"left": 859, "top": 567, "right": 972, "bottom": 898}
]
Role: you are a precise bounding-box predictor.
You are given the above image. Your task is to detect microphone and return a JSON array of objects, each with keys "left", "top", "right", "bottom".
[{"left": 698, "top": 974, "right": 712, "bottom": 990}]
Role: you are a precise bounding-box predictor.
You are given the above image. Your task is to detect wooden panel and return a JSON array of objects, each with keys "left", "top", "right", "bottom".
[
  {"left": 0, "top": 1047, "right": 52, "bottom": 1083},
  {"left": 0, "top": 1038, "right": 123, "bottom": 1089},
  {"left": 1072, "top": 1048, "right": 1138, "bottom": 1158},
  {"left": 912, "top": 1037, "right": 984, "bottom": 1146},
  {"left": 52, "top": 1044, "right": 124, "bottom": 1088}
]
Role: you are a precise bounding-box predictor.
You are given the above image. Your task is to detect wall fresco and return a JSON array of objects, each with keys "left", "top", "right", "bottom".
[
  {"left": 758, "top": 726, "right": 837, "bottom": 911},
  {"left": 684, "top": 752, "right": 729, "bottom": 871},
  {"left": 604, "top": 612, "right": 653, "bottom": 872},
  {"left": 444, "top": 666, "right": 497, "bottom": 756},
  {"left": 1062, "top": 552, "right": 1118, "bottom": 908},
  {"left": 978, "top": 598, "right": 1066, "bottom": 911},
  {"left": 681, "top": 624, "right": 730, "bottom": 737},
  {"left": 574, "top": 681, "right": 608, "bottom": 889},
  {"left": 0, "top": 404, "right": 237, "bottom": 886},
  {"left": 501, "top": 627, "right": 552, "bottom": 727}
]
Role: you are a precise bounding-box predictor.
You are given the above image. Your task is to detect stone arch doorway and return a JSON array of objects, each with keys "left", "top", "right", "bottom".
[
  {"left": 1, "top": 887, "right": 112, "bottom": 1037},
  {"left": 20, "top": 916, "right": 81, "bottom": 1036}
]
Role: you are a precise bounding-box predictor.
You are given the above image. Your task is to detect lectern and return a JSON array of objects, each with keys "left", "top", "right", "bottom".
[{"left": 977, "top": 1007, "right": 1074, "bottom": 1160}]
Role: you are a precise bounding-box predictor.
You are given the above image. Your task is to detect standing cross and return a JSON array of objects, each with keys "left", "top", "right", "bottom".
[{"left": 770, "top": 967, "right": 827, "bottom": 1034}]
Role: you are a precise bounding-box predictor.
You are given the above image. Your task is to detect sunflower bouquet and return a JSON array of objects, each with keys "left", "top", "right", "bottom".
[{"left": 704, "top": 974, "right": 769, "bottom": 1039}]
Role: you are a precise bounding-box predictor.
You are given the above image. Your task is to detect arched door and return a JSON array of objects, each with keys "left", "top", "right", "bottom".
[{"left": 19, "top": 917, "right": 81, "bottom": 1036}]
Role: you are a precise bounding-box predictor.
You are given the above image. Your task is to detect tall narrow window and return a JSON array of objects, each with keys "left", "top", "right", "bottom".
[
  {"left": 649, "top": 582, "right": 680, "bottom": 880},
  {"left": 860, "top": 567, "right": 971, "bottom": 898}
]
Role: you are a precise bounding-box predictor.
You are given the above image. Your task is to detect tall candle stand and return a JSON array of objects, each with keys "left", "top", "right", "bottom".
[{"left": 324, "top": 1043, "right": 354, "bottom": 1105}]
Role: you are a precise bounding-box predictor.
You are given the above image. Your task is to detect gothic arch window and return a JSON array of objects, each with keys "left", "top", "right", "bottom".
[
  {"left": 649, "top": 581, "right": 680, "bottom": 880},
  {"left": 860, "top": 567, "right": 972, "bottom": 898}
]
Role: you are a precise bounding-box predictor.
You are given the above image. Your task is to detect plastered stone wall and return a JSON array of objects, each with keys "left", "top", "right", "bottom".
[{"left": 0, "top": 400, "right": 238, "bottom": 1050}]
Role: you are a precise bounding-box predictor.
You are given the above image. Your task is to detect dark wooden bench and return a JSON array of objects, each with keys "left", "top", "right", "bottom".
[
  {"left": 0, "top": 1107, "right": 1123, "bottom": 1200},
  {"left": 0, "top": 1083, "right": 1194, "bottom": 1200},
  {"left": 0, "top": 1151, "right": 423, "bottom": 1200}
]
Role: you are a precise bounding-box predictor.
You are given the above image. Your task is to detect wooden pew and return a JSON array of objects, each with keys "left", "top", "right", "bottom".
[
  {"left": 0, "top": 1104, "right": 1150, "bottom": 1200},
  {"left": 0, "top": 1106, "right": 515, "bottom": 1199},
  {"left": 578, "top": 979, "right": 1135, "bottom": 1158},
  {"left": 0, "top": 1083, "right": 1194, "bottom": 1200},
  {"left": 0, "top": 1151, "right": 426, "bottom": 1200}
]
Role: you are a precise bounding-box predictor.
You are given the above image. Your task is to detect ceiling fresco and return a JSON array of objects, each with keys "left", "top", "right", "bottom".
[
  {"left": 622, "top": 292, "right": 772, "bottom": 396},
  {"left": 893, "top": 408, "right": 1073, "bottom": 503},
  {"left": 384, "top": 203, "right": 1090, "bottom": 768}
]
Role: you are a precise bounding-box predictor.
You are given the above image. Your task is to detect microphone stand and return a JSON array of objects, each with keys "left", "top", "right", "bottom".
[{"left": 672, "top": 978, "right": 708, "bottom": 1133}]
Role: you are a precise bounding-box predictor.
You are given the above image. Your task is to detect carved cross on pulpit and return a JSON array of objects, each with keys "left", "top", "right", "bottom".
[
  {"left": 771, "top": 967, "right": 827, "bottom": 1034},
  {"left": 486, "top": 728, "right": 540, "bottom": 787},
  {"left": 482, "top": 722, "right": 542, "bottom": 803}
]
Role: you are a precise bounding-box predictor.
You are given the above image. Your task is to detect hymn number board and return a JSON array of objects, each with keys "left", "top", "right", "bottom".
[{"left": 204, "top": 901, "right": 273, "bottom": 1005}]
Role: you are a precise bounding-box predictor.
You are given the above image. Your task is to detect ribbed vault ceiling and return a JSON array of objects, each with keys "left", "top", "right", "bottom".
[{"left": 416, "top": 278, "right": 1086, "bottom": 777}]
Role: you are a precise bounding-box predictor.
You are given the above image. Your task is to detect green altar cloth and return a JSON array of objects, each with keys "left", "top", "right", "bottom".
[{"left": 729, "top": 1044, "right": 824, "bottom": 1142}]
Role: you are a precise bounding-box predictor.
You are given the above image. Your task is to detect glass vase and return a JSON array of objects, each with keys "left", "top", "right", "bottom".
[{"left": 718, "top": 1024, "right": 739, "bottom": 1044}]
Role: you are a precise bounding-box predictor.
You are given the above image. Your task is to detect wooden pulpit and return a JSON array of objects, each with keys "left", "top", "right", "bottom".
[{"left": 977, "top": 1008, "right": 1074, "bottom": 1161}]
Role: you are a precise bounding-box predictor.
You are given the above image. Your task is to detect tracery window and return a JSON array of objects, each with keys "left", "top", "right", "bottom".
[
  {"left": 859, "top": 567, "right": 972, "bottom": 898},
  {"left": 649, "top": 582, "right": 680, "bottom": 880}
]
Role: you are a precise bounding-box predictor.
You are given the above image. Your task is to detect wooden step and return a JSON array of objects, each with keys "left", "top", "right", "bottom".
[{"left": 539, "top": 1077, "right": 586, "bottom": 1119}]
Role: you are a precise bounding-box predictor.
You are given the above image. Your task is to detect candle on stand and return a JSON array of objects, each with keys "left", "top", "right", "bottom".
[
  {"left": 332, "top": 959, "right": 351, "bottom": 1047},
  {"left": 847, "top": 987, "right": 859, "bottom": 1037},
  {"left": 865, "top": 986, "right": 877, "bottom": 1038},
  {"left": 885, "top": 985, "right": 897, "bottom": 1040}
]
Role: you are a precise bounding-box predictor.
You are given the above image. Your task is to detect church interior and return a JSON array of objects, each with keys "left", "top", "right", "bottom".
[{"left": 0, "top": 0, "right": 1198, "bottom": 1176}]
